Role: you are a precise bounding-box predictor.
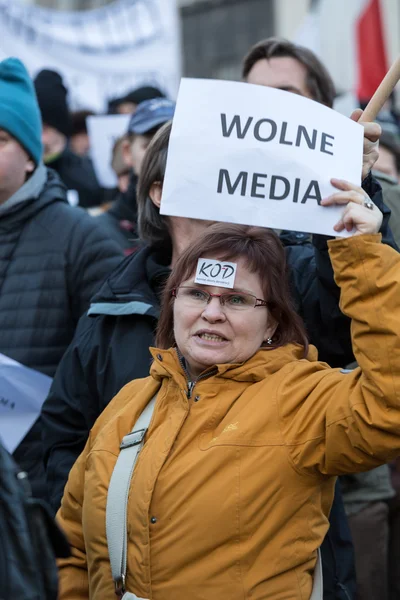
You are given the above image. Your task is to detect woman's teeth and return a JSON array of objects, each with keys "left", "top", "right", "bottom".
[{"left": 199, "top": 333, "right": 225, "bottom": 341}]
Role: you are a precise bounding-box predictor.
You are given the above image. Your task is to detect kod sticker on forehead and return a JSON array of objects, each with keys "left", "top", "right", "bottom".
[{"left": 194, "top": 258, "right": 237, "bottom": 289}]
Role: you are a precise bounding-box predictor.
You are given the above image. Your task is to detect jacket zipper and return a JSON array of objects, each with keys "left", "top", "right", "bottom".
[{"left": 177, "top": 351, "right": 217, "bottom": 399}]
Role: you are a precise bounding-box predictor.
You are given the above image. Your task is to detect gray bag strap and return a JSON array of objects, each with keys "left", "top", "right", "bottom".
[
  {"left": 310, "top": 548, "right": 323, "bottom": 600},
  {"left": 106, "top": 395, "right": 157, "bottom": 598},
  {"left": 106, "top": 392, "right": 322, "bottom": 600}
]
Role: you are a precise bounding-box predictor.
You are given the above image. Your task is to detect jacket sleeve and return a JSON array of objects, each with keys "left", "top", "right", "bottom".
[
  {"left": 41, "top": 316, "right": 96, "bottom": 514},
  {"left": 280, "top": 234, "right": 400, "bottom": 476},
  {"left": 56, "top": 439, "right": 90, "bottom": 600},
  {"left": 297, "top": 176, "right": 398, "bottom": 367},
  {"left": 66, "top": 214, "right": 123, "bottom": 321}
]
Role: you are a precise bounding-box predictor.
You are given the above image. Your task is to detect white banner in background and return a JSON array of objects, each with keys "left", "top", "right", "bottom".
[
  {"left": 0, "top": 353, "right": 52, "bottom": 454},
  {"left": 0, "top": 0, "right": 181, "bottom": 111},
  {"left": 161, "top": 78, "right": 364, "bottom": 238}
]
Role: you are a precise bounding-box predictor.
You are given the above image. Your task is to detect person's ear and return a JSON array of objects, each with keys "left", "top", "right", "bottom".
[
  {"left": 149, "top": 181, "right": 162, "bottom": 208},
  {"left": 121, "top": 139, "right": 134, "bottom": 168},
  {"left": 25, "top": 160, "right": 35, "bottom": 174},
  {"left": 263, "top": 320, "right": 278, "bottom": 344}
]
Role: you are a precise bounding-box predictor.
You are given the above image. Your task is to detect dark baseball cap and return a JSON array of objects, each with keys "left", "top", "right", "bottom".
[{"left": 127, "top": 98, "right": 175, "bottom": 135}]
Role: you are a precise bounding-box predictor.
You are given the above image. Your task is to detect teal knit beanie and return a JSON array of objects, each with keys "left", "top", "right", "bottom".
[{"left": 0, "top": 58, "right": 43, "bottom": 165}]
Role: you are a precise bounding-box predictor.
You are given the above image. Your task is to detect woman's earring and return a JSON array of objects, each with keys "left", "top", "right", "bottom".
[{"left": 267, "top": 338, "right": 273, "bottom": 345}]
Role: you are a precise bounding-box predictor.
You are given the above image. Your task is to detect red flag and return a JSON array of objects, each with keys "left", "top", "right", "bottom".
[{"left": 356, "top": 0, "right": 388, "bottom": 103}]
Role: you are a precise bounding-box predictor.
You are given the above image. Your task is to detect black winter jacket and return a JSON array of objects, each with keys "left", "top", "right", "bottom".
[
  {"left": 0, "top": 168, "right": 123, "bottom": 497},
  {"left": 0, "top": 440, "right": 70, "bottom": 600}
]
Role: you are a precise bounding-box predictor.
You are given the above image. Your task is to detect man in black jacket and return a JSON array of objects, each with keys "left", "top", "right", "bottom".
[
  {"left": 0, "top": 57, "right": 123, "bottom": 498},
  {"left": 0, "top": 440, "right": 70, "bottom": 599},
  {"left": 34, "top": 69, "right": 104, "bottom": 209}
]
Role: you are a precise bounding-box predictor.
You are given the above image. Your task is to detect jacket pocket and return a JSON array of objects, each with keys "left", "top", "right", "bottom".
[{"left": 198, "top": 428, "right": 284, "bottom": 450}]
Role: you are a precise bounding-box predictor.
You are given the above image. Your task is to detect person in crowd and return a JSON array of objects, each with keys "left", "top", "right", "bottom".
[
  {"left": 42, "top": 116, "right": 394, "bottom": 501},
  {"left": 70, "top": 109, "right": 95, "bottom": 157},
  {"left": 111, "top": 135, "right": 131, "bottom": 194},
  {"left": 41, "top": 38, "right": 394, "bottom": 509},
  {"left": 57, "top": 203, "right": 400, "bottom": 599},
  {"left": 372, "top": 128, "right": 400, "bottom": 251},
  {"left": 0, "top": 439, "right": 70, "bottom": 600},
  {"left": 107, "top": 84, "right": 165, "bottom": 114},
  {"left": 374, "top": 128, "right": 400, "bottom": 183},
  {"left": 242, "top": 37, "right": 380, "bottom": 182},
  {"left": 34, "top": 69, "right": 104, "bottom": 209},
  {"left": 0, "top": 57, "right": 123, "bottom": 498},
  {"left": 96, "top": 98, "right": 175, "bottom": 255},
  {"left": 41, "top": 39, "right": 395, "bottom": 599}
]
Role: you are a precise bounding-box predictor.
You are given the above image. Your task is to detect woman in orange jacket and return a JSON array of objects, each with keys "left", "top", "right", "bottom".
[{"left": 57, "top": 180, "right": 400, "bottom": 600}]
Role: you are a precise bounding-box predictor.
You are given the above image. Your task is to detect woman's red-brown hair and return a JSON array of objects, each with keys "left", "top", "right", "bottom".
[{"left": 156, "top": 223, "right": 308, "bottom": 355}]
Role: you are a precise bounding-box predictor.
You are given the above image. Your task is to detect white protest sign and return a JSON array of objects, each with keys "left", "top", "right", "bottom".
[
  {"left": 0, "top": 353, "right": 52, "bottom": 454},
  {"left": 195, "top": 258, "right": 237, "bottom": 288},
  {"left": 160, "top": 79, "right": 364, "bottom": 237},
  {"left": 87, "top": 115, "right": 130, "bottom": 188}
]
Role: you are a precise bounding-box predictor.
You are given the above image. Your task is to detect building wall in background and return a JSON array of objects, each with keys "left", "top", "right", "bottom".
[{"left": 180, "top": 0, "right": 274, "bottom": 80}]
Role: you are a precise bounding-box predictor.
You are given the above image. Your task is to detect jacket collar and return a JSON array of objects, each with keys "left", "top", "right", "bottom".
[
  {"left": 0, "top": 162, "right": 47, "bottom": 217},
  {"left": 0, "top": 168, "right": 67, "bottom": 229},
  {"left": 149, "top": 344, "right": 318, "bottom": 386},
  {"left": 88, "top": 243, "right": 171, "bottom": 318}
]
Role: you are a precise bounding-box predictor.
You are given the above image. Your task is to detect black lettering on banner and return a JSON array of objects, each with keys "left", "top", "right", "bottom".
[
  {"left": 279, "top": 122, "right": 293, "bottom": 146},
  {"left": 217, "top": 169, "right": 248, "bottom": 196},
  {"left": 210, "top": 264, "right": 222, "bottom": 278},
  {"left": 301, "top": 180, "right": 322, "bottom": 204},
  {"left": 221, "top": 114, "right": 253, "bottom": 139},
  {"left": 254, "top": 119, "right": 277, "bottom": 142},
  {"left": 270, "top": 176, "right": 290, "bottom": 200},
  {"left": 0, "top": 396, "right": 15, "bottom": 410},
  {"left": 320, "top": 133, "right": 335, "bottom": 155},
  {"left": 295, "top": 126, "right": 317, "bottom": 150},
  {"left": 251, "top": 173, "right": 267, "bottom": 198}
]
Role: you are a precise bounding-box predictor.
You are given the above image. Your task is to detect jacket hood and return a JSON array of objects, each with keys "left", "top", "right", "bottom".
[
  {"left": 149, "top": 344, "right": 318, "bottom": 387},
  {"left": 88, "top": 243, "right": 171, "bottom": 318},
  {"left": 0, "top": 167, "right": 67, "bottom": 229}
]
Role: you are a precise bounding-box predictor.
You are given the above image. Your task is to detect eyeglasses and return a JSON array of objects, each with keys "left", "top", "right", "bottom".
[{"left": 172, "top": 286, "right": 268, "bottom": 311}]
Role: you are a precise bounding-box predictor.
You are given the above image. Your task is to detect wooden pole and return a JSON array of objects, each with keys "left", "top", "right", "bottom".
[{"left": 360, "top": 56, "right": 400, "bottom": 122}]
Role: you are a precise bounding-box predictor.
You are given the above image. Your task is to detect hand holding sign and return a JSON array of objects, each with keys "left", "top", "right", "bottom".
[{"left": 321, "top": 179, "right": 382, "bottom": 235}]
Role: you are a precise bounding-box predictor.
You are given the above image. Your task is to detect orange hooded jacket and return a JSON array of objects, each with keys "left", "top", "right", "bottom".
[{"left": 57, "top": 235, "right": 400, "bottom": 600}]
